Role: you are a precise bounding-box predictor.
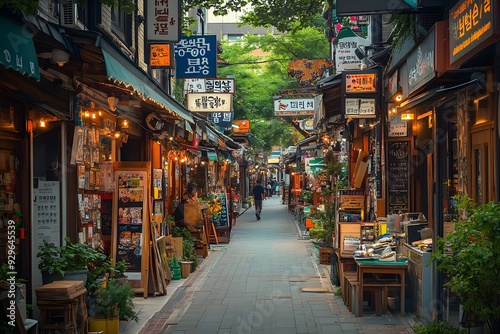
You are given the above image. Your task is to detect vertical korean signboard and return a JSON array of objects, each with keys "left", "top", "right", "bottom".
[
  {"left": 146, "top": 0, "right": 181, "bottom": 42},
  {"left": 174, "top": 35, "right": 218, "bottom": 78}
]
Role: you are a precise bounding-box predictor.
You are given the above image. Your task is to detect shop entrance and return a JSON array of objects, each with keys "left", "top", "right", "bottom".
[{"left": 470, "top": 121, "right": 495, "bottom": 204}]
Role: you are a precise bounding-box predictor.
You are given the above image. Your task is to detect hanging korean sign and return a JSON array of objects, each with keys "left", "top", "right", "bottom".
[
  {"left": 344, "top": 98, "right": 376, "bottom": 118},
  {"left": 449, "top": 0, "right": 496, "bottom": 65},
  {"left": 184, "top": 78, "right": 235, "bottom": 93},
  {"left": 174, "top": 35, "right": 217, "bottom": 78},
  {"left": 207, "top": 112, "right": 233, "bottom": 128},
  {"left": 146, "top": 0, "right": 181, "bottom": 42},
  {"left": 341, "top": 69, "right": 379, "bottom": 119},
  {"left": 334, "top": 27, "right": 369, "bottom": 73},
  {"left": 186, "top": 92, "right": 232, "bottom": 112},
  {"left": 149, "top": 44, "right": 172, "bottom": 68},
  {"left": 273, "top": 98, "right": 315, "bottom": 116}
]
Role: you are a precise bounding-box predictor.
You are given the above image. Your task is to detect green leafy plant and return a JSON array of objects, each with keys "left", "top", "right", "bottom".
[
  {"left": 430, "top": 195, "right": 500, "bottom": 329},
  {"left": 412, "top": 321, "right": 465, "bottom": 334},
  {"left": 87, "top": 256, "right": 128, "bottom": 293},
  {"left": 171, "top": 227, "right": 198, "bottom": 267},
  {"left": 308, "top": 220, "right": 328, "bottom": 241},
  {"left": 300, "top": 190, "right": 313, "bottom": 203},
  {"left": 37, "top": 237, "right": 107, "bottom": 277},
  {"left": 0, "top": 263, "right": 27, "bottom": 283},
  {"left": 94, "top": 278, "right": 138, "bottom": 321}
]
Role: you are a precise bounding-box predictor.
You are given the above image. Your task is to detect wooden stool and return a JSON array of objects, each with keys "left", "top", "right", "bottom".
[{"left": 36, "top": 280, "right": 88, "bottom": 334}]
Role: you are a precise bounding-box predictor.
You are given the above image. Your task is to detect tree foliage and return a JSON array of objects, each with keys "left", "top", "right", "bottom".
[
  {"left": 185, "top": 0, "right": 326, "bottom": 33},
  {"left": 216, "top": 28, "right": 329, "bottom": 150}
]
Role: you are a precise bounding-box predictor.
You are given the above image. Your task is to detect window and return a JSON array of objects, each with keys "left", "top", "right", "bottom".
[{"left": 111, "top": 5, "right": 132, "bottom": 46}]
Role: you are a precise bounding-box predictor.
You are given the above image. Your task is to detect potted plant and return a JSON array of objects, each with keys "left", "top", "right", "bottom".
[
  {"left": 89, "top": 277, "right": 139, "bottom": 334},
  {"left": 13, "top": 210, "right": 25, "bottom": 239},
  {"left": 242, "top": 198, "right": 252, "bottom": 209},
  {"left": 172, "top": 227, "right": 198, "bottom": 270},
  {"left": 37, "top": 237, "right": 107, "bottom": 285},
  {"left": 300, "top": 189, "right": 313, "bottom": 204},
  {"left": 431, "top": 195, "right": 500, "bottom": 332}
]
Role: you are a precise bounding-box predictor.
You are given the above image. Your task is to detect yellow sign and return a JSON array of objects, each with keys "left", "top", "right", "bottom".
[{"left": 150, "top": 44, "right": 171, "bottom": 67}]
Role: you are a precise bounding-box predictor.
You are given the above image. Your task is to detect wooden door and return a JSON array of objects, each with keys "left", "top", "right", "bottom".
[{"left": 470, "top": 121, "right": 495, "bottom": 204}]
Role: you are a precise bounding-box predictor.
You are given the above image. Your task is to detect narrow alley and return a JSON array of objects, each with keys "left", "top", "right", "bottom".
[{"left": 134, "top": 196, "right": 417, "bottom": 334}]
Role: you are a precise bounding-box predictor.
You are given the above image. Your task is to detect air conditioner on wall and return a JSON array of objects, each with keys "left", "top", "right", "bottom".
[{"left": 60, "top": 0, "right": 85, "bottom": 30}]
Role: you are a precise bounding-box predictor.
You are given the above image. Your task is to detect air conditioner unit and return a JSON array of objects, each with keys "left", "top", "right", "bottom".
[{"left": 60, "top": 1, "right": 85, "bottom": 30}]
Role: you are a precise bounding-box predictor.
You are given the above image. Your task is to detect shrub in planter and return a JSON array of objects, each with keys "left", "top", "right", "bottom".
[
  {"left": 37, "top": 237, "right": 107, "bottom": 285},
  {"left": 93, "top": 277, "right": 138, "bottom": 322},
  {"left": 413, "top": 321, "right": 466, "bottom": 334},
  {"left": 431, "top": 195, "right": 500, "bottom": 331}
]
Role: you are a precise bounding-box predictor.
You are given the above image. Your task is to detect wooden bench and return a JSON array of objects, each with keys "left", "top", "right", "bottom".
[{"left": 346, "top": 277, "right": 384, "bottom": 316}]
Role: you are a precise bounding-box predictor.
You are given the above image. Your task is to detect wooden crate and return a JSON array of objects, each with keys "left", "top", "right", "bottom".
[
  {"left": 319, "top": 248, "right": 333, "bottom": 264},
  {"left": 171, "top": 237, "right": 183, "bottom": 260},
  {"left": 339, "top": 222, "right": 361, "bottom": 254}
]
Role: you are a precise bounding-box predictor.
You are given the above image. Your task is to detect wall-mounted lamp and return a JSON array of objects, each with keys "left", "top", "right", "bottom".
[
  {"left": 107, "top": 96, "right": 119, "bottom": 111},
  {"left": 38, "top": 49, "right": 70, "bottom": 67},
  {"left": 394, "top": 92, "right": 403, "bottom": 103},
  {"left": 400, "top": 113, "right": 415, "bottom": 121},
  {"left": 39, "top": 118, "right": 47, "bottom": 128}
]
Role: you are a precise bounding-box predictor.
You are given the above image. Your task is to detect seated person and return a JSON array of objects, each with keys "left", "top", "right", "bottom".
[{"left": 172, "top": 183, "right": 198, "bottom": 229}]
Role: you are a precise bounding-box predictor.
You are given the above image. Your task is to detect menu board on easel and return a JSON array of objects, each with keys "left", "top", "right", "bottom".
[
  {"left": 112, "top": 162, "right": 150, "bottom": 296},
  {"left": 213, "top": 192, "right": 229, "bottom": 227}
]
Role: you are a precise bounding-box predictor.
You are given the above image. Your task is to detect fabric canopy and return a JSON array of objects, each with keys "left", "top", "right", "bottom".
[
  {"left": 0, "top": 17, "right": 40, "bottom": 80},
  {"left": 100, "top": 40, "right": 193, "bottom": 123}
]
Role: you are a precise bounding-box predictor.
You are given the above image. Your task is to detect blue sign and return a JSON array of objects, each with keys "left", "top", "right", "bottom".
[
  {"left": 208, "top": 112, "right": 232, "bottom": 128},
  {"left": 174, "top": 35, "right": 217, "bottom": 78}
]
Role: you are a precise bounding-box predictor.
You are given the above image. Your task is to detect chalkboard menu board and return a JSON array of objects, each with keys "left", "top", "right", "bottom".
[
  {"left": 213, "top": 192, "right": 229, "bottom": 227},
  {"left": 115, "top": 171, "right": 147, "bottom": 272},
  {"left": 387, "top": 141, "right": 410, "bottom": 213}
]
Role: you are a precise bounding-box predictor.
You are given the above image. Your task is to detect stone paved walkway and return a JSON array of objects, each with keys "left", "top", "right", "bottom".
[{"left": 134, "top": 196, "right": 418, "bottom": 334}]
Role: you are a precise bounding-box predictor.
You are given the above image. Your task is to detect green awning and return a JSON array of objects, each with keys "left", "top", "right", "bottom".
[
  {"left": 100, "top": 40, "right": 193, "bottom": 123},
  {"left": 207, "top": 151, "right": 217, "bottom": 161},
  {"left": 0, "top": 17, "right": 40, "bottom": 80}
]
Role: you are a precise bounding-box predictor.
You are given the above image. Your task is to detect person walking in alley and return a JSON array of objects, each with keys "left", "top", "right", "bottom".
[
  {"left": 266, "top": 181, "right": 273, "bottom": 198},
  {"left": 252, "top": 180, "right": 265, "bottom": 220}
]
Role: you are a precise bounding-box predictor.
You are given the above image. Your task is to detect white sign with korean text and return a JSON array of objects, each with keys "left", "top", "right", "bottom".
[
  {"left": 335, "top": 36, "right": 369, "bottom": 72},
  {"left": 344, "top": 98, "right": 376, "bottom": 118},
  {"left": 186, "top": 93, "right": 233, "bottom": 112},
  {"left": 184, "top": 78, "right": 235, "bottom": 93},
  {"left": 273, "top": 98, "right": 315, "bottom": 116},
  {"left": 146, "top": 0, "right": 181, "bottom": 42}
]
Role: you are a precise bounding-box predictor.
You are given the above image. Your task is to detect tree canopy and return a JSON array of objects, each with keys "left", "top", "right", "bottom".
[
  {"left": 215, "top": 27, "right": 330, "bottom": 150},
  {"left": 185, "top": 0, "right": 329, "bottom": 33}
]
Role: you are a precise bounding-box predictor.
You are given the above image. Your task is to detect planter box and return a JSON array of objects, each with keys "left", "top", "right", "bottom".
[
  {"left": 180, "top": 261, "right": 193, "bottom": 279},
  {"left": 319, "top": 248, "right": 333, "bottom": 265},
  {"left": 89, "top": 316, "right": 119, "bottom": 334}
]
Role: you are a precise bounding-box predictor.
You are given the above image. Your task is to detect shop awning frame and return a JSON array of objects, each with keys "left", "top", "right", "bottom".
[
  {"left": 99, "top": 38, "right": 193, "bottom": 123},
  {"left": 0, "top": 16, "right": 40, "bottom": 80},
  {"left": 398, "top": 79, "right": 480, "bottom": 112}
]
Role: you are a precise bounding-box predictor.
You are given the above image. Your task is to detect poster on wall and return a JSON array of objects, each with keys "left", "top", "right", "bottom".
[
  {"left": 33, "top": 180, "right": 60, "bottom": 250},
  {"left": 115, "top": 171, "right": 147, "bottom": 272}
]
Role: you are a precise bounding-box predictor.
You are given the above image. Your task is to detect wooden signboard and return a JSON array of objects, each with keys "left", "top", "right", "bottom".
[
  {"left": 339, "top": 189, "right": 365, "bottom": 210},
  {"left": 111, "top": 162, "right": 150, "bottom": 297}
]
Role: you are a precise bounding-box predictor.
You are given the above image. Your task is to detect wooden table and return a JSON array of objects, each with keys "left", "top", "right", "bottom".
[{"left": 355, "top": 259, "right": 408, "bottom": 317}]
